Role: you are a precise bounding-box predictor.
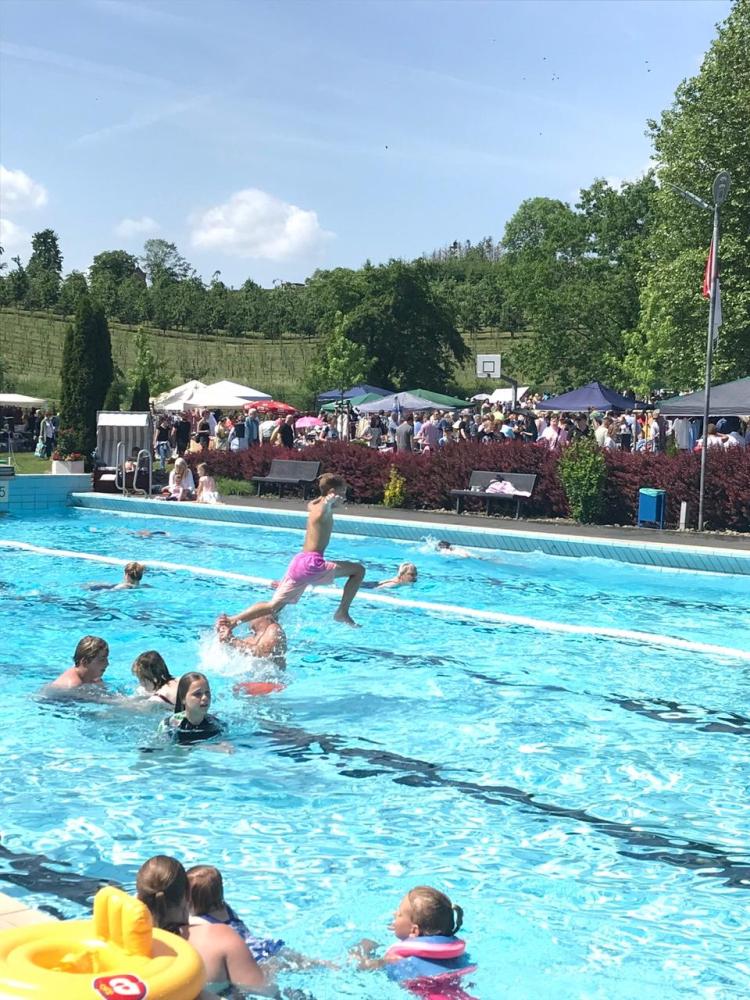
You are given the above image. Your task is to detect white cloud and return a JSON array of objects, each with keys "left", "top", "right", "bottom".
[
  {"left": 0, "top": 165, "right": 48, "bottom": 211},
  {"left": 189, "top": 188, "right": 333, "bottom": 260},
  {"left": 114, "top": 215, "right": 160, "bottom": 239},
  {"left": 0, "top": 217, "right": 30, "bottom": 254}
]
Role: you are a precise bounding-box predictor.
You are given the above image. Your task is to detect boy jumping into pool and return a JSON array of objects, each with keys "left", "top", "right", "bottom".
[{"left": 219, "top": 473, "right": 365, "bottom": 627}]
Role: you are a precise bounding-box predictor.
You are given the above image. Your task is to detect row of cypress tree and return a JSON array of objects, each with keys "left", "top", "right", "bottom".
[{"left": 59, "top": 295, "right": 114, "bottom": 461}]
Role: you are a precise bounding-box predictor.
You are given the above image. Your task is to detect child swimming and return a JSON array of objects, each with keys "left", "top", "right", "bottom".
[
  {"left": 219, "top": 473, "right": 365, "bottom": 627},
  {"left": 158, "top": 672, "right": 223, "bottom": 745},
  {"left": 352, "top": 885, "right": 476, "bottom": 995},
  {"left": 132, "top": 650, "right": 178, "bottom": 706},
  {"left": 187, "top": 865, "right": 285, "bottom": 965},
  {"left": 87, "top": 561, "right": 146, "bottom": 591}
]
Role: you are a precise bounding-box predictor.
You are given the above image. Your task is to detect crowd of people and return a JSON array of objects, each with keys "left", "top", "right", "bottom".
[{"left": 144, "top": 402, "right": 750, "bottom": 466}]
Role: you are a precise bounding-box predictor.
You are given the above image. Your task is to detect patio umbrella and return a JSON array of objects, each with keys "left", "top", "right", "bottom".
[
  {"left": 0, "top": 393, "right": 48, "bottom": 406},
  {"left": 296, "top": 416, "right": 324, "bottom": 429},
  {"left": 249, "top": 400, "right": 296, "bottom": 414}
]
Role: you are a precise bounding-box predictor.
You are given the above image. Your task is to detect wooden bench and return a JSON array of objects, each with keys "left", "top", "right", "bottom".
[
  {"left": 450, "top": 470, "right": 538, "bottom": 519},
  {"left": 252, "top": 459, "right": 321, "bottom": 499}
]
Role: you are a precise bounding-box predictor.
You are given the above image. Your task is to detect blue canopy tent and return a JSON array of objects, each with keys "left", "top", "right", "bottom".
[
  {"left": 358, "top": 392, "right": 439, "bottom": 414},
  {"left": 317, "top": 384, "right": 390, "bottom": 402},
  {"left": 537, "top": 381, "right": 645, "bottom": 412}
]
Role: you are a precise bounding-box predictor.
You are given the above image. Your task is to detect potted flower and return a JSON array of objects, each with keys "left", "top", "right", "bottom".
[{"left": 51, "top": 429, "right": 87, "bottom": 475}]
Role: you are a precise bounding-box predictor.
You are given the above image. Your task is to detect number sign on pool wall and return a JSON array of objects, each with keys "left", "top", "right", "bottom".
[{"left": 0, "top": 480, "right": 9, "bottom": 504}]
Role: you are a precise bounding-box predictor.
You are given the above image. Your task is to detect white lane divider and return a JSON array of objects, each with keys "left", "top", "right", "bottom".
[{"left": 2, "top": 539, "right": 749, "bottom": 662}]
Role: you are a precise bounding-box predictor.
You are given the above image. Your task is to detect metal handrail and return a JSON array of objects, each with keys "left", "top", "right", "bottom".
[
  {"left": 115, "top": 441, "right": 125, "bottom": 493},
  {"left": 133, "top": 449, "right": 152, "bottom": 497}
]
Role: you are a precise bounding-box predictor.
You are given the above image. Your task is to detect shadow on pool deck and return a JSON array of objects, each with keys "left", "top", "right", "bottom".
[{"left": 224, "top": 496, "right": 750, "bottom": 552}]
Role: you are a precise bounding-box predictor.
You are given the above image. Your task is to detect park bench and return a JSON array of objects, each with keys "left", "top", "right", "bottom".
[
  {"left": 252, "top": 459, "right": 321, "bottom": 499},
  {"left": 450, "top": 470, "right": 538, "bottom": 519}
]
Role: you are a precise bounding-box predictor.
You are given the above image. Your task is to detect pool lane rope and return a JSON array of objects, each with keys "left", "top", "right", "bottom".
[{"left": 3, "top": 539, "right": 750, "bottom": 663}]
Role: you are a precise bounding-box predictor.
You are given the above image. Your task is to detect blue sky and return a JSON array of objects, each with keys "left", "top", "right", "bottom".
[{"left": 0, "top": 0, "right": 730, "bottom": 288}]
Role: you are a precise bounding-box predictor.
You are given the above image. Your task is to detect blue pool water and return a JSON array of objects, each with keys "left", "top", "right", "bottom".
[{"left": 2, "top": 507, "right": 750, "bottom": 998}]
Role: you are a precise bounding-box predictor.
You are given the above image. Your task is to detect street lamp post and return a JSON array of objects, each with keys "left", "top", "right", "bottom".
[{"left": 669, "top": 171, "right": 730, "bottom": 531}]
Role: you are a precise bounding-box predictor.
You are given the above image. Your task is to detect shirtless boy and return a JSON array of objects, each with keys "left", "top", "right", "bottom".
[
  {"left": 50, "top": 636, "right": 109, "bottom": 690},
  {"left": 220, "top": 473, "right": 365, "bottom": 627}
]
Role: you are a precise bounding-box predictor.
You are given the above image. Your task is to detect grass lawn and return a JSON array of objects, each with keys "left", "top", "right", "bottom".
[{"left": 10, "top": 453, "right": 52, "bottom": 475}]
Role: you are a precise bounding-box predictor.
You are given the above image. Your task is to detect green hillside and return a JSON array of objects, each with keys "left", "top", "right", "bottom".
[{"left": 0, "top": 307, "right": 518, "bottom": 403}]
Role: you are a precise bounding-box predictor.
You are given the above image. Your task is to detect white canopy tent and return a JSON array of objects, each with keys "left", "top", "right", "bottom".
[
  {"left": 471, "top": 386, "right": 530, "bottom": 404},
  {"left": 154, "top": 379, "right": 206, "bottom": 410},
  {"left": 0, "top": 393, "right": 48, "bottom": 407},
  {"left": 189, "top": 380, "right": 272, "bottom": 409}
]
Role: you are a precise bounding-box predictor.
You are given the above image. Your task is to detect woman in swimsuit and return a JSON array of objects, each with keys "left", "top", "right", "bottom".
[{"left": 132, "top": 650, "right": 178, "bottom": 707}]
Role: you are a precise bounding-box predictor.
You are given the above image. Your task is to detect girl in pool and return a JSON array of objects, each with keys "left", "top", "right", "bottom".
[
  {"left": 158, "top": 672, "right": 223, "bottom": 745},
  {"left": 352, "top": 885, "right": 475, "bottom": 994},
  {"left": 132, "top": 650, "right": 178, "bottom": 707},
  {"left": 187, "top": 865, "right": 285, "bottom": 965}
]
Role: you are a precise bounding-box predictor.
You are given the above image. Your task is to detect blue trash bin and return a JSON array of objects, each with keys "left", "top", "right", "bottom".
[{"left": 638, "top": 488, "right": 666, "bottom": 529}]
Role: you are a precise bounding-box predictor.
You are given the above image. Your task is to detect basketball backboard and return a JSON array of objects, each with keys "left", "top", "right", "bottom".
[{"left": 476, "top": 354, "right": 501, "bottom": 379}]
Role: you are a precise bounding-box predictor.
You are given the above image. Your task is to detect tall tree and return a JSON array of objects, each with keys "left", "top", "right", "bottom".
[
  {"left": 57, "top": 271, "right": 89, "bottom": 315},
  {"left": 626, "top": 0, "right": 750, "bottom": 390},
  {"left": 25, "top": 229, "right": 63, "bottom": 309},
  {"left": 59, "top": 295, "right": 113, "bottom": 459},
  {"left": 141, "top": 239, "right": 193, "bottom": 285},
  {"left": 502, "top": 181, "right": 656, "bottom": 390},
  {"left": 305, "top": 311, "right": 369, "bottom": 401},
  {"left": 89, "top": 250, "right": 141, "bottom": 318}
]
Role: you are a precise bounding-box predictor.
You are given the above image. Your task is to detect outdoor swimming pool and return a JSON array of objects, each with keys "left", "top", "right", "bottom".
[{"left": 2, "top": 506, "right": 750, "bottom": 998}]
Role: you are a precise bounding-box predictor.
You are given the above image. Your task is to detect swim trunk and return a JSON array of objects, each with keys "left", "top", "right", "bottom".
[{"left": 274, "top": 551, "right": 337, "bottom": 604}]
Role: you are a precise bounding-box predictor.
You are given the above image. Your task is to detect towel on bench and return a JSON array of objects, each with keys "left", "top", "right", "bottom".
[{"left": 485, "top": 481, "right": 531, "bottom": 498}]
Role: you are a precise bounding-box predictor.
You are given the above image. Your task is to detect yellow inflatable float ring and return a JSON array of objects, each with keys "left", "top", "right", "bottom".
[{"left": 0, "top": 885, "right": 205, "bottom": 999}]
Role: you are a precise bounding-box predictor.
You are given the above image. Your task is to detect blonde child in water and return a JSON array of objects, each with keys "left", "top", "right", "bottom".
[
  {"left": 352, "top": 885, "right": 476, "bottom": 989},
  {"left": 196, "top": 462, "right": 219, "bottom": 504}
]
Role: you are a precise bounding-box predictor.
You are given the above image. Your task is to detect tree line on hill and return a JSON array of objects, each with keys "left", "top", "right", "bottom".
[{"left": 1, "top": 0, "right": 747, "bottom": 396}]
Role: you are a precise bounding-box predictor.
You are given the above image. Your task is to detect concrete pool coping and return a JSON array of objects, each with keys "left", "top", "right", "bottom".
[
  {"left": 70, "top": 492, "right": 750, "bottom": 575},
  {"left": 0, "top": 892, "right": 55, "bottom": 931}
]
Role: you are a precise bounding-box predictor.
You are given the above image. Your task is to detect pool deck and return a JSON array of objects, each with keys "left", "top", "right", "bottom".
[
  {"left": 226, "top": 496, "right": 750, "bottom": 552},
  {"left": 0, "top": 892, "right": 55, "bottom": 930}
]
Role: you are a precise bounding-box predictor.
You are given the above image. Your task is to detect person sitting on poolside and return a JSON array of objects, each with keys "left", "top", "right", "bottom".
[
  {"left": 88, "top": 561, "right": 146, "bottom": 591},
  {"left": 367, "top": 562, "right": 418, "bottom": 589},
  {"left": 219, "top": 473, "right": 365, "bottom": 628},
  {"left": 216, "top": 615, "right": 287, "bottom": 670},
  {"left": 50, "top": 635, "right": 109, "bottom": 690},
  {"left": 132, "top": 650, "right": 179, "bottom": 706}
]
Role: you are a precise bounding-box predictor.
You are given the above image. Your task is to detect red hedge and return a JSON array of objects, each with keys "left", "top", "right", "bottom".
[{"left": 188, "top": 442, "right": 750, "bottom": 532}]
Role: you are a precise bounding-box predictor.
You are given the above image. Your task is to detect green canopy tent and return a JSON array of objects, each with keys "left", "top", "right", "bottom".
[
  {"left": 319, "top": 393, "right": 385, "bottom": 413},
  {"left": 405, "top": 388, "right": 472, "bottom": 408}
]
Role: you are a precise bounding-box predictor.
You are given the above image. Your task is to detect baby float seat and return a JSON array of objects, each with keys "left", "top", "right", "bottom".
[{"left": 0, "top": 885, "right": 205, "bottom": 999}]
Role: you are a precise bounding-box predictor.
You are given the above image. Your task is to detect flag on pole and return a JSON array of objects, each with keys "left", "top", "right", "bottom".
[{"left": 702, "top": 240, "right": 722, "bottom": 346}]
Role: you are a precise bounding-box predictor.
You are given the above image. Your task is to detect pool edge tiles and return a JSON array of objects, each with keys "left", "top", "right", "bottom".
[
  {"left": 69, "top": 492, "right": 750, "bottom": 577},
  {"left": 0, "top": 893, "right": 56, "bottom": 931}
]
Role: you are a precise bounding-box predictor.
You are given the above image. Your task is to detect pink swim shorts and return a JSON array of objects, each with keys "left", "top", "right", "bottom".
[{"left": 274, "top": 551, "right": 337, "bottom": 604}]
